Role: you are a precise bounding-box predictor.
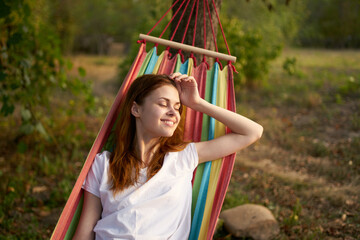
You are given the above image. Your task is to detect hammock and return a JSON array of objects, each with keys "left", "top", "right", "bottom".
[{"left": 51, "top": 0, "right": 237, "bottom": 239}]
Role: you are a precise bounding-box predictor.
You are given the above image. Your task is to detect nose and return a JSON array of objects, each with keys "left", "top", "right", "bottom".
[{"left": 166, "top": 106, "right": 178, "bottom": 117}]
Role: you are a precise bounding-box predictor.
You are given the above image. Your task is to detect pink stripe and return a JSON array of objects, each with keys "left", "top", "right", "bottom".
[
  {"left": 157, "top": 49, "right": 177, "bottom": 75},
  {"left": 191, "top": 62, "right": 208, "bottom": 184}
]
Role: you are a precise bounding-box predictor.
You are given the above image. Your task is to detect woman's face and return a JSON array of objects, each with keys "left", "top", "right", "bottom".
[{"left": 132, "top": 84, "right": 181, "bottom": 141}]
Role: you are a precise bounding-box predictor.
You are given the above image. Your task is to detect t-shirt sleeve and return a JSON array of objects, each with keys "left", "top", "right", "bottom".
[
  {"left": 82, "top": 152, "right": 107, "bottom": 198},
  {"left": 177, "top": 143, "right": 199, "bottom": 173}
]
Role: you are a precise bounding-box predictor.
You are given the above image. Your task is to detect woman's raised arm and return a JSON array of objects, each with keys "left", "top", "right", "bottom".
[{"left": 171, "top": 73, "right": 263, "bottom": 164}]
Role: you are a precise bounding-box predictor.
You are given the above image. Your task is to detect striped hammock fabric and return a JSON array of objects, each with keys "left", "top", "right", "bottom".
[{"left": 51, "top": 42, "right": 236, "bottom": 240}]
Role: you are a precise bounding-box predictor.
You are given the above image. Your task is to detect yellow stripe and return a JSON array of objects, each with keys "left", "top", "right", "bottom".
[
  {"left": 187, "top": 58, "right": 194, "bottom": 75},
  {"left": 152, "top": 51, "right": 164, "bottom": 74},
  {"left": 198, "top": 65, "right": 228, "bottom": 239}
]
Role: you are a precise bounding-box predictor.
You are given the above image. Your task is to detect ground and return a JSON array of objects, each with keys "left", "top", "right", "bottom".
[{"left": 0, "top": 48, "right": 359, "bottom": 239}]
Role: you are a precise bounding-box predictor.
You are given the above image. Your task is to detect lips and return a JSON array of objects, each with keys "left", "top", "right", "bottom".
[{"left": 161, "top": 119, "right": 176, "bottom": 126}]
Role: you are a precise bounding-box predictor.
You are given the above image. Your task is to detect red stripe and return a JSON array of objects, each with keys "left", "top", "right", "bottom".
[{"left": 191, "top": 62, "right": 208, "bottom": 184}]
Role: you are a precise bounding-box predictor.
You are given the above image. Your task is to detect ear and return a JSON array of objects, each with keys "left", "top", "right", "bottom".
[{"left": 131, "top": 101, "right": 141, "bottom": 117}]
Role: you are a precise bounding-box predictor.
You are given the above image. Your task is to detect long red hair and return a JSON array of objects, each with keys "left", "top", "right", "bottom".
[{"left": 109, "top": 74, "right": 188, "bottom": 194}]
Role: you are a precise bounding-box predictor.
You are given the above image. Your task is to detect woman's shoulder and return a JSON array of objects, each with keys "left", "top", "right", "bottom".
[
  {"left": 93, "top": 150, "right": 111, "bottom": 168},
  {"left": 170, "top": 143, "right": 198, "bottom": 172},
  {"left": 180, "top": 142, "right": 197, "bottom": 155},
  {"left": 95, "top": 150, "right": 111, "bottom": 159}
]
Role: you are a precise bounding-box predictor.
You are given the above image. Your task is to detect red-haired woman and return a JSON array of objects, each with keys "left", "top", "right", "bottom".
[{"left": 73, "top": 73, "right": 263, "bottom": 239}]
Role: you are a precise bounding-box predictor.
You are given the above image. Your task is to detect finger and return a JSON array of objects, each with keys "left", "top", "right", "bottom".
[
  {"left": 176, "top": 74, "right": 191, "bottom": 82},
  {"left": 170, "top": 72, "right": 182, "bottom": 79}
]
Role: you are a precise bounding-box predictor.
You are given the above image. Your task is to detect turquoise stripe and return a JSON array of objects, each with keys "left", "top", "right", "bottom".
[
  {"left": 144, "top": 47, "right": 159, "bottom": 74},
  {"left": 189, "top": 162, "right": 211, "bottom": 240},
  {"left": 208, "top": 63, "right": 219, "bottom": 140},
  {"left": 179, "top": 59, "right": 189, "bottom": 74},
  {"left": 191, "top": 66, "right": 213, "bottom": 219},
  {"left": 189, "top": 63, "right": 219, "bottom": 240}
]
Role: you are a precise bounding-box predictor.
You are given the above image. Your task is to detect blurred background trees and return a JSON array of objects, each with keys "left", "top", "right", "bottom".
[{"left": 2, "top": 0, "right": 360, "bottom": 137}]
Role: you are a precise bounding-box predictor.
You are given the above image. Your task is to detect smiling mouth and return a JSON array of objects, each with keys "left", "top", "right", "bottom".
[{"left": 161, "top": 120, "right": 176, "bottom": 126}]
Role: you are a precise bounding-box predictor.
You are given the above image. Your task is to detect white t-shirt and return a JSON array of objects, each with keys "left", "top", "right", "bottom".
[{"left": 83, "top": 143, "right": 199, "bottom": 240}]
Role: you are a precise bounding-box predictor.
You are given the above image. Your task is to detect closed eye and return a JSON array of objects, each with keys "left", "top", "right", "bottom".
[
  {"left": 157, "top": 98, "right": 181, "bottom": 112},
  {"left": 174, "top": 103, "right": 181, "bottom": 112}
]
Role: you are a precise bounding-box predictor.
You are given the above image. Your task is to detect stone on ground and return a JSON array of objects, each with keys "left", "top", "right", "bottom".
[{"left": 219, "top": 204, "right": 279, "bottom": 240}]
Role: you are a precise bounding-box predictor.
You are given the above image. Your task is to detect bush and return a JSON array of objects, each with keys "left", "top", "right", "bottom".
[
  {"left": 0, "top": 0, "right": 94, "bottom": 142},
  {"left": 218, "top": 17, "right": 282, "bottom": 88}
]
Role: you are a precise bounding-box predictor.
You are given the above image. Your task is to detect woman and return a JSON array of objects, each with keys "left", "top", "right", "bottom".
[{"left": 73, "top": 73, "right": 263, "bottom": 239}]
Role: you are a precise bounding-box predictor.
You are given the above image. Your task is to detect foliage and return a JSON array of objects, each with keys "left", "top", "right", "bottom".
[
  {"left": 49, "top": 0, "right": 172, "bottom": 55},
  {"left": 298, "top": 0, "right": 360, "bottom": 48},
  {"left": 337, "top": 76, "right": 360, "bottom": 97},
  {"left": 0, "top": 0, "right": 94, "bottom": 142},
  {"left": 218, "top": 17, "right": 282, "bottom": 88},
  {"left": 223, "top": 0, "right": 306, "bottom": 47},
  {"left": 218, "top": 0, "right": 308, "bottom": 87},
  {"left": 282, "top": 56, "right": 304, "bottom": 78}
]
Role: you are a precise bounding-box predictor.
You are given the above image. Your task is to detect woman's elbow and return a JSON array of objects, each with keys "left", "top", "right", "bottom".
[
  {"left": 250, "top": 124, "right": 263, "bottom": 142},
  {"left": 257, "top": 124, "right": 264, "bottom": 139}
]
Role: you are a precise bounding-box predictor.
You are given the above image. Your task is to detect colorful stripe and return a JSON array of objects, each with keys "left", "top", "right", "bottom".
[
  {"left": 189, "top": 63, "right": 219, "bottom": 240},
  {"left": 198, "top": 66, "right": 228, "bottom": 239}
]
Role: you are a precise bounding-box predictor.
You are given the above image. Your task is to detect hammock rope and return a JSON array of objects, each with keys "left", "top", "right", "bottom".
[
  {"left": 144, "top": 0, "right": 235, "bottom": 67},
  {"left": 205, "top": 0, "right": 218, "bottom": 53},
  {"left": 146, "top": 0, "right": 181, "bottom": 36},
  {"left": 170, "top": 0, "right": 191, "bottom": 42},
  {"left": 159, "top": 0, "right": 188, "bottom": 39}
]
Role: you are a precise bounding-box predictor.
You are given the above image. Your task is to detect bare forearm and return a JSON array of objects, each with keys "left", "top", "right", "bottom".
[{"left": 190, "top": 98, "right": 263, "bottom": 139}]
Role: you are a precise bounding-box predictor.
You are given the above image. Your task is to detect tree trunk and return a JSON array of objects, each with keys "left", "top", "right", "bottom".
[{"left": 170, "top": 0, "right": 222, "bottom": 64}]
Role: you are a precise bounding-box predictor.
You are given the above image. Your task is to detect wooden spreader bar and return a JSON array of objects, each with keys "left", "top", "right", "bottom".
[{"left": 139, "top": 34, "right": 236, "bottom": 63}]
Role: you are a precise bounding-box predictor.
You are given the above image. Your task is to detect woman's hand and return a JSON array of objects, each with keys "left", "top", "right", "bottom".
[{"left": 170, "top": 73, "right": 201, "bottom": 108}]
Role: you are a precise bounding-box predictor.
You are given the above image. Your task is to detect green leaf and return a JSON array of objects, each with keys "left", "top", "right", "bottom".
[
  {"left": 35, "top": 122, "right": 49, "bottom": 139},
  {"left": 0, "top": 1, "right": 11, "bottom": 18},
  {"left": 19, "top": 123, "right": 34, "bottom": 135},
  {"left": 0, "top": 96, "right": 15, "bottom": 116},
  {"left": 20, "top": 108, "right": 32, "bottom": 121},
  {"left": 24, "top": 72, "right": 30, "bottom": 86},
  {"left": 17, "top": 141, "right": 28, "bottom": 154},
  {"left": 66, "top": 60, "right": 73, "bottom": 70},
  {"left": 49, "top": 75, "right": 56, "bottom": 83},
  {"left": 10, "top": 31, "right": 23, "bottom": 44},
  {"left": 0, "top": 72, "right": 6, "bottom": 82},
  {"left": 23, "top": 3, "right": 31, "bottom": 18},
  {"left": 78, "top": 67, "right": 86, "bottom": 77}
]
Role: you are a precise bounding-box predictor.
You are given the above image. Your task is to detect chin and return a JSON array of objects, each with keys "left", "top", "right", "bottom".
[{"left": 162, "top": 130, "right": 176, "bottom": 137}]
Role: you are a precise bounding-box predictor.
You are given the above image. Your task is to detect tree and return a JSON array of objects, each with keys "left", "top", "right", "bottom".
[{"left": 170, "top": 0, "right": 222, "bottom": 64}]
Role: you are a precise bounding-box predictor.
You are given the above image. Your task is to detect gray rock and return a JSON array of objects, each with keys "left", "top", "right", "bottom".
[{"left": 219, "top": 204, "right": 279, "bottom": 240}]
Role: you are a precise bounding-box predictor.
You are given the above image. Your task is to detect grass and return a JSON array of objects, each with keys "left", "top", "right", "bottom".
[{"left": 0, "top": 49, "right": 359, "bottom": 239}]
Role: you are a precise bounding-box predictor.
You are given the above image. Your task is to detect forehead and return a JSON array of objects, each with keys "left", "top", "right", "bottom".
[{"left": 147, "top": 85, "right": 180, "bottom": 102}]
